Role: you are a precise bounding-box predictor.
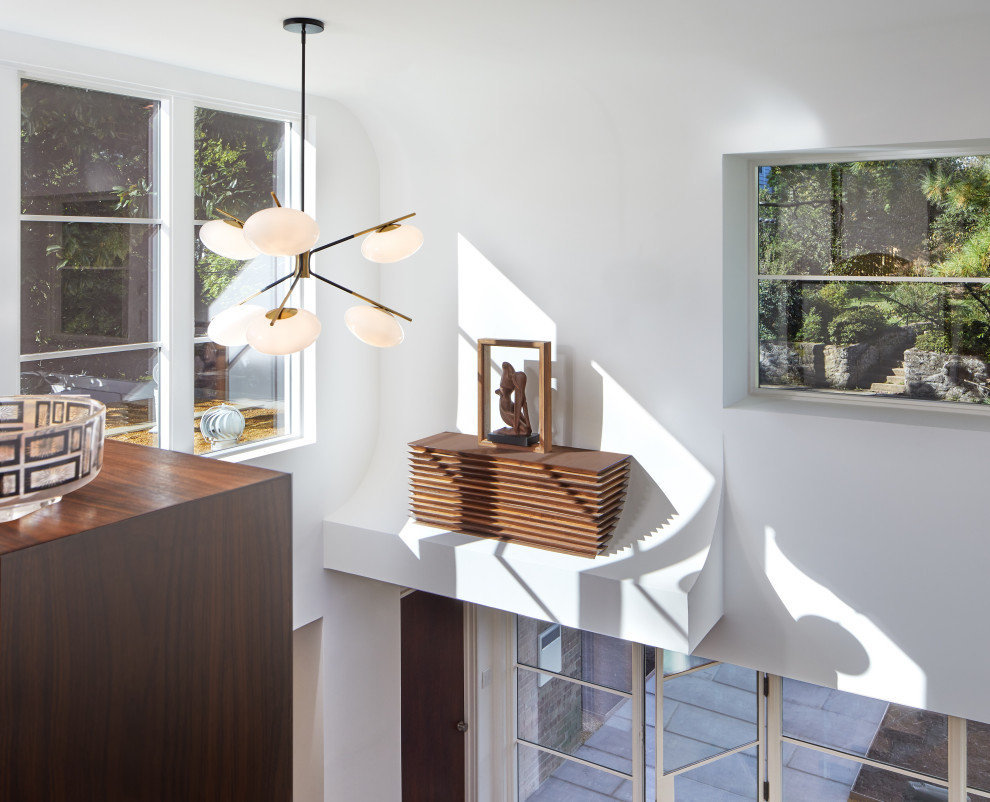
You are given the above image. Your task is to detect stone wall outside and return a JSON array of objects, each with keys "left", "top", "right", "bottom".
[
  {"left": 759, "top": 327, "right": 917, "bottom": 390},
  {"left": 904, "top": 349, "right": 990, "bottom": 403}
]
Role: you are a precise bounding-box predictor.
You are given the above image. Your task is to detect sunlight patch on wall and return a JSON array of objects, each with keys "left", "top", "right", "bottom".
[
  {"left": 592, "top": 359, "right": 715, "bottom": 551},
  {"left": 456, "top": 234, "right": 555, "bottom": 339},
  {"left": 456, "top": 234, "right": 556, "bottom": 434},
  {"left": 764, "top": 526, "right": 926, "bottom": 706}
]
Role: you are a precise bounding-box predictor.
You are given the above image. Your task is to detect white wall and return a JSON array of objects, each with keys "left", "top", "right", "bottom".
[
  {"left": 324, "top": 0, "right": 990, "bottom": 725},
  {"left": 0, "top": 30, "right": 402, "bottom": 801}
]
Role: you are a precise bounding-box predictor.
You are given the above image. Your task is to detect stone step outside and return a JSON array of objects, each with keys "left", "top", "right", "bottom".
[
  {"left": 871, "top": 382, "right": 905, "bottom": 394},
  {"left": 893, "top": 367, "right": 906, "bottom": 377},
  {"left": 884, "top": 375, "right": 905, "bottom": 385}
]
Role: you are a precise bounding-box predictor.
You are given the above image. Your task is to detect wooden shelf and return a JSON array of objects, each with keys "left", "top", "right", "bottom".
[{"left": 409, "top": 432, "right": 631, "bottom": 558}]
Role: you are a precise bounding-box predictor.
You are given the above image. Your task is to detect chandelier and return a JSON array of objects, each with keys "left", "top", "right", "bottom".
[{"left": 199, "top": 17, "right": 422, "bottom": 355}]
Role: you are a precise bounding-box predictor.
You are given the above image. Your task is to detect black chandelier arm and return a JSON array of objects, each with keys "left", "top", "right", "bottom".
[
  {"left": 236, "top": 272, "right": 295, "bottom": 306},
  {"left": 309, "top": 212, "right": 418, "bottom": 256},
  {"left": 309, "top": 270, "right": 413, "bottom": 322}
]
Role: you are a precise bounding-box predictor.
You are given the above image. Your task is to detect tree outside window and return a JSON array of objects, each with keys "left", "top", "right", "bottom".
[{"left": 758, "top": 156, "right": 990, "bottom": 405}]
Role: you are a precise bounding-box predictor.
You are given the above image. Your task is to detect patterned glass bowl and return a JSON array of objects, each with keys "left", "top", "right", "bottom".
[{"left": 0, "top": 395, "right": 107, "bottom": 522}]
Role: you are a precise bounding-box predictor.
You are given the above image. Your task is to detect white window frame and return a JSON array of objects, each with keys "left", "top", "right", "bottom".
[
  {"left": 14, "top": 69, "right": 312, "bottom": 459},
  {"left": 504, "top": 617, "right": 990, "bottom": 801},
  {"left": 723, "top": 141, "right": 990, "bottom": 419}
]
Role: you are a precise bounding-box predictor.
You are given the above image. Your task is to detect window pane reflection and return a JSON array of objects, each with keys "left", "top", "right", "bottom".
[
  {"left": 783, "top": 743, "right": 947, "bottom": 802},
  {"left": 517, "top": 667, "right": 632, "bottom": 775},
  {"left": 21, "top": 222, "right": 157, "bottom": 354},
  {"left": 782, "top": 679, "right": 947, "bottom": 780},
  {"left": 22, "top": 80, "right": 158, "bottom": 218},
  {"left": 193, "top": 343, "right": 286, "bottom": 455},
  {"left": 517, "top": 615, "right": 632, "bottom": 693},
  {"left": 674, "top": 746, "right": 758, "bottom": 800},
  {"left": 968, "top": 719, "right": 990, "bottom": 792},
  {"left": 21, "top": 350, "right": 159, "bottom": 447},
  {"left": 517, "top": 743, "right": 632, "bottom": 802},
  {"left": 663, "top": 664, "right": 758, "bottom": 774}
]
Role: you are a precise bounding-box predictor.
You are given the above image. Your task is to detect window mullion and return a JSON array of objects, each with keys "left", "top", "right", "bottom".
[
  {"left": 631, "top": 642, "right": 645, "bottom": 802},
  {"left": 656, "top": 649, "right": 674, "bottom": 801},
  {"left": 765, "top": 673, "right": 782, "bottom": 802},
  {"left": 948, "top": 716, "right": 967, "bottom": 802},
  {"left": 164, "top": 96, "right": 195, "bottom": 453}
]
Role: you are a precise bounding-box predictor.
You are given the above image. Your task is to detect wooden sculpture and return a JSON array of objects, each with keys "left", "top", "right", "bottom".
[{"left": 495, "top": 362, "right": 532, "bottom": 436}]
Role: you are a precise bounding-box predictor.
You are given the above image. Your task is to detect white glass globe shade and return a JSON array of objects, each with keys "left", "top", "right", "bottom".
[
  {"left": 207, "top": 304, "right": 267, "bottom": 347},
  {"left": 200, "top": 220, "right": 260, "bottom": 260},
  {"left": 242, "top": 207, "right": 320, "bottom": 256},
  {"left": 344, "top": 305, "right": 405, "bottom": 348},
  {"left": 360, "top": 224, "right": 424, "bottom": 264},
  {"left": 246, "top": 309, "right": 322, "bottom": 355}
]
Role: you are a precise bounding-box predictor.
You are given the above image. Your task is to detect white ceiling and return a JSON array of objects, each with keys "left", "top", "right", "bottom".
[{"left": 3, "top": 0, "right": 990, "bottom": 107}]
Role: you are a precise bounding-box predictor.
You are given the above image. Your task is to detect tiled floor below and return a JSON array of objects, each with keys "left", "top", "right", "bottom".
[{"left": 525, "top": 668, "right": 890, "bottom": 801}]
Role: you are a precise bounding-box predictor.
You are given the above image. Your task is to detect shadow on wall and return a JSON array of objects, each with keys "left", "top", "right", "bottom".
[
  {"left": 602, "top": 458, "right": 676, "bottom": 556},
  {"left": 451, "top": 234, "right": 722, "bottom": 647},
  {"left": 762, "top": 525, "right": 922, "bottom": 701}
]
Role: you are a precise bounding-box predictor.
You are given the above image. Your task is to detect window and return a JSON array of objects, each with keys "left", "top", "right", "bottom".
[
  {"left": 20, "top": 78, "right": 300, "bottom": 454},
  {"left": 21, "top": 80, "right": 161, "bottom": 444},
  {"left": 512, "top": 615, "right": 990, "bottom": 800},
  {"left": 192, "top": 107, "right": 293, "bottom": 453},
  {"left": 757, "top": 155, "right": 990, "bottom": 407}
]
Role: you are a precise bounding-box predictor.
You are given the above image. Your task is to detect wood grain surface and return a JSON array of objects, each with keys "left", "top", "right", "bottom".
[
  {"left": 410, "top": 432, "right": 630, "bottom": 557},
  {"left": 0, "top": 440, "right": 292, "bottom": 801}
]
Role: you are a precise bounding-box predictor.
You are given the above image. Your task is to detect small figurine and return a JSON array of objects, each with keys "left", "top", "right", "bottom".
[{"left": 490, "top": 361, "right": 539, "bottom": 446}]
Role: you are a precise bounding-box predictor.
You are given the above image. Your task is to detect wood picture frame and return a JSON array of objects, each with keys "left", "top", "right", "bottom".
[{"left": 477, "top": 339, "right": 552, "bottom": 453}]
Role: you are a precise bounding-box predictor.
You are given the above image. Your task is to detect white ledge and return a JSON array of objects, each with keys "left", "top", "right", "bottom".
[{"left": 324, "top": 499, "right": 723, "bottom": 652}]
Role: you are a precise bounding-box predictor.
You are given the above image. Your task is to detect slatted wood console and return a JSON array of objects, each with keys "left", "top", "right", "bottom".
[{"left": 409, "top": 432, "right": 630, "bottom": 557}]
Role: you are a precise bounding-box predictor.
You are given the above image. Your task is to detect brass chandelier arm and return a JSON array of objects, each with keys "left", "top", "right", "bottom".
[
  {"left": 309, "top": 270, "right": 413, "bottom": 322},
  {"left": 215, "top": 208, "right": 245, "bottom": 226},
  {"left": 309, "top": 213, "right": 417, "bottom": 256},
  {"left": 268, "top": 273, "right": 303, "bottom": 326},
  {"left": 236, "top": 272, "right": 295, "bottom": 305}
]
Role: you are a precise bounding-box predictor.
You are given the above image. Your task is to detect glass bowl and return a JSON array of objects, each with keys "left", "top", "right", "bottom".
[{"left": 0, "top": 395, "right": 107, "bottom": 522}]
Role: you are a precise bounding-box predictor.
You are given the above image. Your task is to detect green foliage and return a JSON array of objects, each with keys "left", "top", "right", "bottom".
[
  {"left": 816, "top": 282, "right": 848, "bottom": 310},
  {"left": 758, "top": 279, "right": 803, "bottom": 342},
  {"left": 915, "top": 329, "right": 952, "bottom": 353},
  {"left": 21, "top": 80, "right": 157, "bottom": 217},
  {"left": 196, "top": 249, "right": 243, "bottom": 307},
  {"left": 193, "top": 109, "right": 285, "bottom": 306},
  {"left": 796, "top": 308, "right": 825, "bottom": 342},
  {"left": 45, "top": 221, "right": 133, "bottom": 269},
  {"left": 759, "top": 156, "right": 990, "bottom": 373},
  {"left": 929, "top": 223, "right": 990, "bottom": 278},
  {"left": 60, "top": 269, "right": 124, "bottom": 337},
  {"left": 194, "top": 108, "right": 283, "bottom": 222},
  {"left": 826, "top": 306, "right": 889, "bottom": 345},
  {"left": 885, "top": 283, "right": 948, "bottom": 329},
  {"left": 20, "top": 81, "right": 287, "bottom": 354},
  {"left": 758, "top": 160, "right": 931, "bottom": 278}
]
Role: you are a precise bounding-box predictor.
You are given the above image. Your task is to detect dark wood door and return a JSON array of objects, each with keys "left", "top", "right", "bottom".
[{"left": 401, "top": 591, "right": 466, "bottom": 802}]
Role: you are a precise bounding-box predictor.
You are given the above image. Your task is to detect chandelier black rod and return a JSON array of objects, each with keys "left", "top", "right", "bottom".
[
  {"left": 310, "top": 213, "right": 418, "bottom": 256},
  {"left": 235, "top": 272, "right": 295, "bottom": 306},
  {"left": 309, "top": 270, "right": 413, "bottom": 322},
  {"left": 299, "top": 23, "right": 307, "bottom": 213},
  {"left": 283, "top": 17, "right": 325, "bottom": 212}
]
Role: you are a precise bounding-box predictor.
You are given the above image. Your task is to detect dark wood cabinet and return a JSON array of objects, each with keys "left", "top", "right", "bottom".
[{"left": 0, "top": 440, "right": 292, "bottom": 802}]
